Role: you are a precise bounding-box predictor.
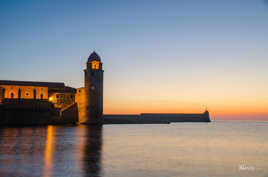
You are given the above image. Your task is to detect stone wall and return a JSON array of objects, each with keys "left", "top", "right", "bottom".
[
  {"left": 75, "top": 87, "right": 86, "bottom": 122},
  {"left": 0, "top": 99, "right": 57, "bottom": 125},
  {"left": 0, "top": 99, "right": 78, "bottom": 125},
  {"left": 59, "top": 103, "right": 78, "bottom": 124}
]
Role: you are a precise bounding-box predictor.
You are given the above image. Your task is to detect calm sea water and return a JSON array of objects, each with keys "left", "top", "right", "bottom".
[{"left": 0, "top": 121, "right": 267, "bottom": 177}]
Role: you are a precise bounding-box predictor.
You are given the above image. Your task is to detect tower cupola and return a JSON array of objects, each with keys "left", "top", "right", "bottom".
[
  {"left": 87, "top": 51, "right": 102, "bottom": 70},
  {"left": 88, "top": 51, "right": 101, "bottom": 62}
]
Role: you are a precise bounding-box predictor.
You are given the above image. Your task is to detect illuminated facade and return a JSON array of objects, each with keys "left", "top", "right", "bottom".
[
  {"left": 0, "top": 85, "right": 48, "bottom": 100},
  {"left": 0, "top": 81, "right": 76, "bottom": 110},
  {"left": 0, "top": 51, "right": 104, "bottom": 125}
]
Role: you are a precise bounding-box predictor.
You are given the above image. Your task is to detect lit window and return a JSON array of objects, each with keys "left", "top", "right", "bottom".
[{"left": 91, "top": 60, "right": 100, "bottom": 70}]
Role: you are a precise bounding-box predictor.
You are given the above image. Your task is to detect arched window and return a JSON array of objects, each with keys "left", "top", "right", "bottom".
[
  {"left": 91, "top": 60, "right": 100, "bottom": 70},
  {"left": 40, "top": 94, "right": 43, "bottom": 100},
  {"left": 33, "top": 89, "right": 36, "bottom": 99},
  {"left": 18, "top": 88, "right": 21, "bottom": 99},
  {"left": 10, "top": 93, "right": 14, "bottom": 99}
]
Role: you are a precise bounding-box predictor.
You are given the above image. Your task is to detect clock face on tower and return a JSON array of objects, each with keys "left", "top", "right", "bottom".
[
  {"left": 91, "top": 60, "right": 100, "bottom": 70},
  {"left": 91, "top": 86, "right": 95, "bottom": 90}
]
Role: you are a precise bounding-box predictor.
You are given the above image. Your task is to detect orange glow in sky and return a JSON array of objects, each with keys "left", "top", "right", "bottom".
[
  {"left": 103, "top": 78, "right": 268, "bottom": 120},
  {"left": 1, "top": 1, "right": 268, "bottom": 121}
]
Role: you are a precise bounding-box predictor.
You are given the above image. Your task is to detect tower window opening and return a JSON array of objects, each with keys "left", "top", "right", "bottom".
[
  {"left": 91, "top": 60, "right": 100, "bottom": 70},
  {"left": 40, "top": 94, "right": 43, "bottom": 100},
  {"left": 10, "top": 93, "right": 14, "bottom": 99}
]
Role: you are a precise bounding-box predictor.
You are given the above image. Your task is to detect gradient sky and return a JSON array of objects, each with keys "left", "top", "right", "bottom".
[{"left": 1, "top": 0, "right": 268, "bottom": 120}]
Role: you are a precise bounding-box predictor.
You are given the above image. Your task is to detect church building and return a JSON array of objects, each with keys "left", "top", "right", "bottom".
[{"left": 0, "top": 51, "right": 104, "bottom": 125}]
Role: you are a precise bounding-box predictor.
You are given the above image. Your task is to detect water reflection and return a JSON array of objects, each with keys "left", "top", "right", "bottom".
[
  {"left": 43, "top": 126, "right": 55, "bottom": 177},
  {"left": 0, "top": 122, "right": 267, "bottom": 177},
  {"left": 0, "top": 127, "right": 48, "bottom": 176},
  {"left": 0, "top": 126, "right": 103, "bottom": 177},
  {"left": 82, "top": 126, "right": 102, "bottom": 177}
]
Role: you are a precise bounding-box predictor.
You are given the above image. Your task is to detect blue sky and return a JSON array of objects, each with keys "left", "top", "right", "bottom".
[{"left": 1, "top": 0, "right": 268, "bottom": 118}]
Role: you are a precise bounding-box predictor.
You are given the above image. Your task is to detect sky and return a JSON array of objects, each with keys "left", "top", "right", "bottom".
[{"left": 0, "top": 0, "right": 268, "bottom": 120}]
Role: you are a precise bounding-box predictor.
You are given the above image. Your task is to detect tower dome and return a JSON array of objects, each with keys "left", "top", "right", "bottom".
[{"left": 88, "top": 51, "right": 101, "bottom": 62}]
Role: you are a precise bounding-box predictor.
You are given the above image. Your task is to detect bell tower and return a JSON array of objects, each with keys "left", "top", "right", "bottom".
[{"left": 82, "top": 51, "right": 104, "bottom": 125}]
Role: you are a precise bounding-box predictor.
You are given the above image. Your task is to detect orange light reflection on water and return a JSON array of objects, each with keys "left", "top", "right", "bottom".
[{"left": 43, "top": 126, "right": 55, "bottom": 177}]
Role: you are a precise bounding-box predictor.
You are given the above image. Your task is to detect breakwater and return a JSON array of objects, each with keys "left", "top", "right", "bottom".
[{"left": 103, "top": 111, "right": 210, "bottom": 124}]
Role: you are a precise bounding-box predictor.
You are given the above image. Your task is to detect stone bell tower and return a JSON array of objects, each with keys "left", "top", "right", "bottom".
[{"left": 82, "top": 51, "right": 104, "bottom": 125}]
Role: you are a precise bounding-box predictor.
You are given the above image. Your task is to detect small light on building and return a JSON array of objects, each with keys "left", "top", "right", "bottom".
[{"left": 49, "top": 97, "right": 53, "bottom": 102}]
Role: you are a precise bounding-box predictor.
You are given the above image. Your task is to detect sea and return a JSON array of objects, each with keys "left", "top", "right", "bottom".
[{"left": 0, "top": 121, "right": 267, "bottom": 177}]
